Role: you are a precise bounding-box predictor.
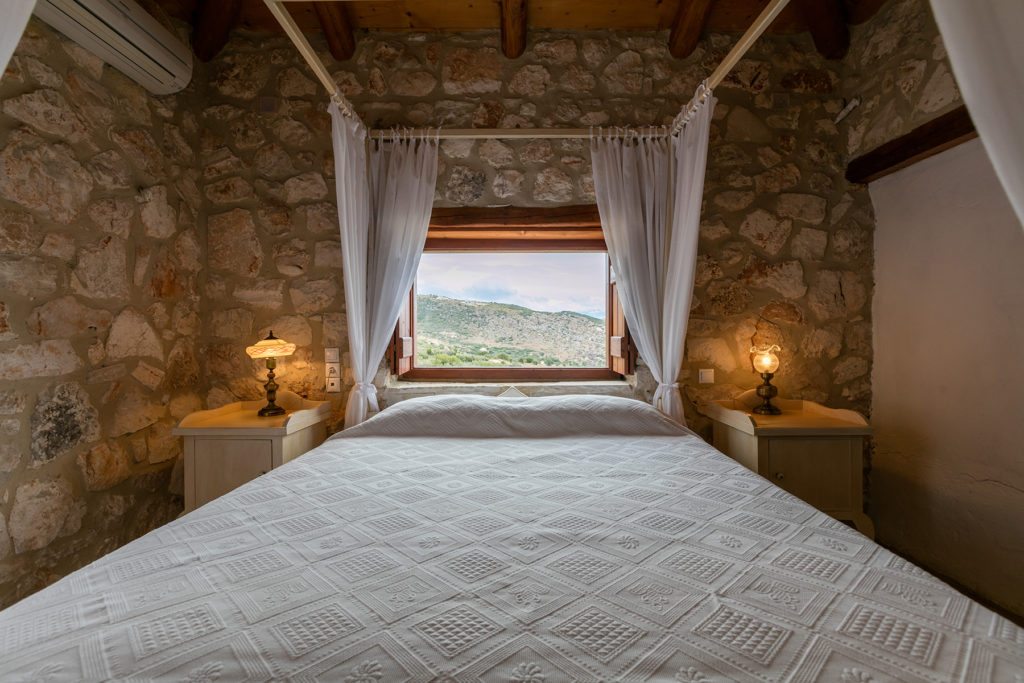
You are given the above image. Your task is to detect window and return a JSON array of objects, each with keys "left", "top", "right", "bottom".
[{"left": 389, "top": 206, "right": 635, "bottom": 381}]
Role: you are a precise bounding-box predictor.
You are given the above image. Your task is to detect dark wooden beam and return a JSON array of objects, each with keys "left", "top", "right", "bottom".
[
  {"left": 843, "top": 0, "right": 891, "bottom": 24},
  {"left": 846, "top": 106, "right": 977, "bottom": 184},
  {"left": 191, "top": 0, "right": 241, "bottom": 62},
  {"left": 668, "top": 0, "right": 714, "bottom": 59},
  {"left": 797, "top": 0, "right": 850, "bottom": 59},
  {"left": 499, "top": 0, "right": 528, "bottom": 59},
  {"left": 314, "top": 2, "right": 356, "bottom": 61},
  {"left": 430, "top": 205, "right": 601, "bottom": 229}
]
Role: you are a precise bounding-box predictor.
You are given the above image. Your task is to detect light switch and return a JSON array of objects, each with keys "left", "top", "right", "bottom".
[
  {"left": 324, "top": 347, "right": 340, "bottom": 363},
  {"left": 698, "top": 368, "right": 715, "bottom": 384}
]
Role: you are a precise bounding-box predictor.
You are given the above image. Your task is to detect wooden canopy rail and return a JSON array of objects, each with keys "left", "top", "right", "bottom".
[{"left": 262, "top": 0, "right": 793, "bottom": 139}]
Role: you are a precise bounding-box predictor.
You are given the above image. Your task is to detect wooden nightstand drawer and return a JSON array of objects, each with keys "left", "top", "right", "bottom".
[
  {"left": 700, "top": 394, "right": 874, "bottom": 538},
  {"left": 193, "top": 439, "right": 273, "bottom": 504},
  {"left": 174, "top": 391, "right": 331, "bottom": 513},
  {"left": 766, "top": 437, "right": 858, "bottom": 511}
]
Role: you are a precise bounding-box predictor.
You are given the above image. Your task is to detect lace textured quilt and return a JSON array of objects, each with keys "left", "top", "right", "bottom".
[{"left": 0, "top": 395, "right": 1020, "bottom": 681}]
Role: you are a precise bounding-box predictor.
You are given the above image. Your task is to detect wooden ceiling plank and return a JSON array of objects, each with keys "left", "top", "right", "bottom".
[
  {"left": 668, "top": 0, "right": 714, "bottom": 59},
  {"left": 845, "top": 105, "right": 976, "bottom": 184},
  {"left": 314, "top": 1, "right": 357, "bottom": 61},
  {"left": 796, "top": 0, "right": 850, "bottom": 59},
  {"left": 191, "top": 0, "right": 242, "bottom": 62},
  {"left": 500, "top": 0, "right": 528, "bottom": 58}
]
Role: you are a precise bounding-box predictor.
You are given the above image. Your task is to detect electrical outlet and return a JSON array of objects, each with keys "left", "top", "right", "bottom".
[
  {"left": 325, "top": 362, "right": 341, "bottom": 393},
  {"left": 698, "top": 368, "right": 715, "bottom": 384},
  {"left": 324, "top": 347, "right": 340, "bottom": 363}
]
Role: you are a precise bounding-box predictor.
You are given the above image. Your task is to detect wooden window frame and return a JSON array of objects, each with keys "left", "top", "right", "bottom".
[{"left": 390, "top": 206, "right": 635, "bottom": 383}]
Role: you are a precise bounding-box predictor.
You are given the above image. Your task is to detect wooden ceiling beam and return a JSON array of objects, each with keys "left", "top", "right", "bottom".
[
  {"left": 191, "top": 0, "right": 242, "bottom": 62},
  {"left": 846, "top": 106, "right": 976, "bottom": 184},
  {"left": 314, "top": 2, "right": 357, "bottom": 61},
  {"left": 842, "top": 0, "right": 891, "bottom": 24},
  {"left": 668, "top": 0, "right": 714, "bottom": 59},
  {"left": 500, "top": 0, "right": 528, "bottom": 59},
  {"left": 796, "top": 0, "right": 850, "bottom": 59}
]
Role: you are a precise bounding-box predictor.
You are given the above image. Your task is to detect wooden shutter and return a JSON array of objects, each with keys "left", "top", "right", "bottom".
[
  {"left": 607, "top": 259, "right": 635, "bottom": 375},
  {"left": 390, "top": 286, "right": 414, "bottom": 376}
]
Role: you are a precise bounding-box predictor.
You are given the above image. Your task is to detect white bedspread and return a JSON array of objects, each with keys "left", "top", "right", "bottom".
[{"left": 0, "top": 395, "right": 1020, "bottom": 681}]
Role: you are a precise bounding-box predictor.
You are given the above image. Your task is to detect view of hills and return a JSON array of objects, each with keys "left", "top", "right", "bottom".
[{"left": 415, "top": 294, "right": 605, "bottom": 368}]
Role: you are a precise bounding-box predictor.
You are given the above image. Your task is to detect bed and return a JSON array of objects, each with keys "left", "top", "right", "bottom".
[{"left": 0, "top": 395, "right": 1020, "bottom": 681}]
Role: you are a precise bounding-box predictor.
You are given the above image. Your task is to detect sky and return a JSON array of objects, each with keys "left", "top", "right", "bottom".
[{"left": 416, "top": 252, "right": 608, "bottom": 319}]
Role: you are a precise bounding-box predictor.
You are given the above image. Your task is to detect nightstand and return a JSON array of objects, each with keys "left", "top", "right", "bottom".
[
  {"left": 173, "top": 390, "right": 331, "bottom": 513},
  {"left": 699, "top": 393, "right": 874, "bottom": 538}
]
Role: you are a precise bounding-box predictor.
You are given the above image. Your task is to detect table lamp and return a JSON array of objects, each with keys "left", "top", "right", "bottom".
[
  {"left": 245, "top": 331, "right": 296, "bottom": 417},
  {"left": 750, "top": 344, "right": 782, "bottom": 415}
]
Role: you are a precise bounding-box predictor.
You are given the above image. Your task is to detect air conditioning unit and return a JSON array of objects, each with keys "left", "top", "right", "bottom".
[{"left": 34, "top": 0, "right": 192, "bottom": 95}]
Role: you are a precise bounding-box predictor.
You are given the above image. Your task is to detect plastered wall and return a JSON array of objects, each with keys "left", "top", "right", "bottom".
[{"left": 870, "top": 139, "right": 1024, "bottom": 617}]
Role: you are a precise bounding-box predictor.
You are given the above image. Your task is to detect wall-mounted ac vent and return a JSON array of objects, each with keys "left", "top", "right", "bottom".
[{"left": 34, "top": 0, "right": 192, "bottom": 95}]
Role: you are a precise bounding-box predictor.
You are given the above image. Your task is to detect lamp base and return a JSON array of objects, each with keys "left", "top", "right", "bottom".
[
  {"left": 258, "top": 403, "right": 286, "bottom": 417},
  {"left": 257, "top": 357, "right": 286, "bottom": 417},
  {"left": 753, "top": 372, "right": 781, "bottom": 415}
]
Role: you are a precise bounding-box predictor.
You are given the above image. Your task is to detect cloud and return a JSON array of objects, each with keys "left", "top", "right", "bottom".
[{"left": 417, "top": 252, "right": 607, "bottom": 318}]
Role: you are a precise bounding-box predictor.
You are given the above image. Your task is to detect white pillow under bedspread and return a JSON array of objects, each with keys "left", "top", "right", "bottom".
[{"left": 339, "top": 394, "right": 693, "bottom": 438}]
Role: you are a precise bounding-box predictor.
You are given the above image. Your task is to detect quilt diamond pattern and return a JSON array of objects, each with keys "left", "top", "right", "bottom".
[{"left": 0, "top": 395, "right": 1018, "bottom": 681}]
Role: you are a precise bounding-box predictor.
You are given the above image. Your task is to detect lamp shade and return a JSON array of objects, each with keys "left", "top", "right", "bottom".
[
  {"left": 246, "top": 331, "right": 296, "bottom": 359},
  {"left": 750, "top": 344, "right": 781, "bottom": 374}
]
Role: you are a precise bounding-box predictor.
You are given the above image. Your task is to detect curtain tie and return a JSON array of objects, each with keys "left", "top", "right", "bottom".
[
  {"left": 352, "top": 382, "right": 380, "bottom": 412},
  {"left": 652, "top": 382, "right": 681, "bottom": 412}
]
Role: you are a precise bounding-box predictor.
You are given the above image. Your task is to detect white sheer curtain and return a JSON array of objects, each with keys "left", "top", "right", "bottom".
[
  {"left": 1, "top": 1, "right": 35, "bottom": 79},
  {"left": 929, "top": 0, "right": 1024, "bottom": 229},
  {"left": 590, "top": 92, "right": 715, "bottom": 425},
  {"left": 329, "top": 103, "right": 439, "bottom": 427}
]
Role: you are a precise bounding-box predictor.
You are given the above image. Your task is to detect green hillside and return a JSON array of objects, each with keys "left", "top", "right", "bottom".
[{"left": 415, "top": 294, "right": 605, "bottom": 368}]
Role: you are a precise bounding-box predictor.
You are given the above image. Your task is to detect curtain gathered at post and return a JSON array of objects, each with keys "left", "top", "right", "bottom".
[
  {"left": 1, "top": 1, "right": 36, "bottom": 79},
  {"left": 929, "top": 0, "right": 1024, "bottom": 229},
  {"left": 329, "top": 102, "right": 439, "bottom": 428},
  {"left": 590, "top": 89, "right": 715, "bottom": 425}
]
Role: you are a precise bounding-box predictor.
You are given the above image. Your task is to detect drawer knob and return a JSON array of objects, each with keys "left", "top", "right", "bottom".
[{"left": 774, "top": 472, "right": 785, "bottom": 480}]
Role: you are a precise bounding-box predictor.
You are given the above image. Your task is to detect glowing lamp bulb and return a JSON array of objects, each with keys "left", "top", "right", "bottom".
[{"left": 751, "top": 345, "right": 781, "bottom": 375}]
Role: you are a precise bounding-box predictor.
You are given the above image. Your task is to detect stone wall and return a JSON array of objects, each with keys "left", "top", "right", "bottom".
[
  {"left": 198, "top": 38, "right": 345, "bottom": 421},
  {"left": 203, "top": 28, "right": 877, "bottom": 432},
  {"left": 0, "top": 20, "right": 202, "bottom": 607},
  {"left": 842, "top": 0, "right": 962, "bottom": 156},
  {"left": 2, "top": 1, "right": 959, "bottom": 608}
]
